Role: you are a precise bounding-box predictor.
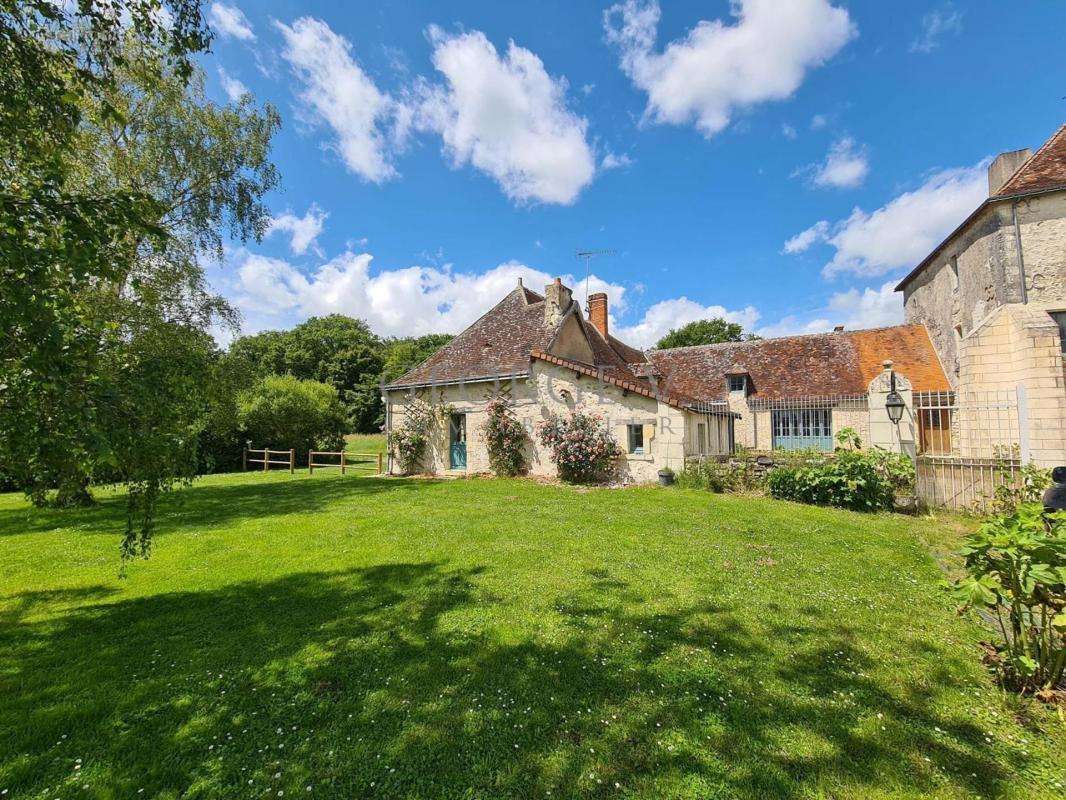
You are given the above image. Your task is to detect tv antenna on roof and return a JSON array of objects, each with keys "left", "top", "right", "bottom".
[{"left": 575, "top": 249, "right": 615, "bottom": 312}]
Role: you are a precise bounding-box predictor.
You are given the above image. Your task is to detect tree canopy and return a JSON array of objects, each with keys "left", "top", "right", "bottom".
[
  {"left": 654, "top": 318, "right": 759, "bottom": 349},
  {"left": 0, "top": 2, "right": 281, "bottom": 557},
  {"left": 225, "top": 321, "right": 453, "bottom": 434}
]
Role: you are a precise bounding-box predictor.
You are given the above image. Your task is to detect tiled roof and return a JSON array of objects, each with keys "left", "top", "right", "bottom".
[
  {"left": 529, "top": 350, "right": 738, "bottom": 416},
  {"left": 386, "top": 286, "right": 552, "bottom": 388},
  {"left": 385, "top": 284, "right": 651, "bottom": 390},
  {"left": 647, "top": 324, "right": 948, "bottom": 402},
  {"left": 996, "top": 124, "right": 1066, "bottom": 196},
  {"left": 896, "top": 123, "right": 1066, "bottom": 291}
]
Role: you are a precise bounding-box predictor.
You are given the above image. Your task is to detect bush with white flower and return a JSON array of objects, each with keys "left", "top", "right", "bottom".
[{"left": 537, "top": 410, "right": 619, "bottom": 483}]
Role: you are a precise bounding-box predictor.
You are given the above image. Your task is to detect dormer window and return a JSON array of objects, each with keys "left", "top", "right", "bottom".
[{"left": 728, "top": 375, "right": 747, "bottom": 393}]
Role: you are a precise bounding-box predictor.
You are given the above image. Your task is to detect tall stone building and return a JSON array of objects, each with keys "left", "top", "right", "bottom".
[{"left": 897, "top": 124, "right": 1066, "bottom": 466}]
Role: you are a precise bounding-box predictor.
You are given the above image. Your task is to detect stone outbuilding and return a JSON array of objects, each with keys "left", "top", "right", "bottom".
[{"left": 897, "top": 123, "right": 1066, "bottom": 467}]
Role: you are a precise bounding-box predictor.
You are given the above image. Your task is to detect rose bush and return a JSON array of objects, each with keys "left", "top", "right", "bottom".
[
  {"left": 482, "top": 396, "right": 527, "bottom": 476},
  {"left": 537, "top": 411, "right": 619, "bottom": 483}
]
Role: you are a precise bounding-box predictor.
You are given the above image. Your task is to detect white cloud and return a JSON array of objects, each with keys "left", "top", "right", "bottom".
[
  {"left": 217, "top": 67, "right": 248, "bottom": 102},
  {"left": 753, "top": 280, "right": 902, "bottom": 337},
  {"left": 208, "top": 2, "right": 254, "bottom": 41},
  {"left": 810, "top": 113, "right": 827, "bottom": 130},
  {"left": 755, "top": 315, "right": 831, "bottom": 339},
  {"left": 276, "top": 17, "right": 404, "bottom": 183},
  {"left": 911, "top": 4, "right": 963, "bottom": 54},
  {"left": 782, "top": 220, "right": 830, "bottom": 254},
  {"left": 781, "top": 123, "right": 798, "bottom": 140},
  {"left": 267, "top": 204, "right": 328, "bottom": 256},
  {"left": 603, "top": 0, "right": 855, "bottom": 138},
  {"left": 226, "top": 250, "right": 630, "bottom": 338},
  {"left": 616, "top": 298, "right": 760, "bottom": 349},
  {"left": 811, "top": 137, "right": 869, "bottom": 189},
  {"left": 826, "top": 280, "right": 904, "bottom": 328},
  {"left": 783, "top": 161, "right": 988, "bottom": 277},
  {"left": 415, "top": 27, "right": 596, "bottom": 205},
  {"left": 601, "top": 151, "right": 634, "bottom": 170}
]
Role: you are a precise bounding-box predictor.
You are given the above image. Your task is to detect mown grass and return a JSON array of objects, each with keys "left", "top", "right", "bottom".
[{"left": 0, "top": 472, "right": 1062, "bottom": 799}]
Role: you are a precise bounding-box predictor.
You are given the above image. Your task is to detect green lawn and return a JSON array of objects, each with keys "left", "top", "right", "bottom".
[{"left": 1, "top": 473, "right": 1062, "bottom": 799}]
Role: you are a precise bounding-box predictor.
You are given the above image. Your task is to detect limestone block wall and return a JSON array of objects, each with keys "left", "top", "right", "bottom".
[
  {"left": 958, "top": 304, "right": 1066, "bottom": 467},
  {"left": 384, "top": 361, "right": 718, "bottom": 482},
  {"left": 903, "top": 191, "right": 1066, "bottom": 385}
]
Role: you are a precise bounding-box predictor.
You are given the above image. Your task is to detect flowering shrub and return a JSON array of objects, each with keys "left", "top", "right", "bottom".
[
  {"left": 537, "top": 411, "right": 619, "bottom": 483},
  {"left": 389, "top": 399, "right": 434, "bottom": 474},
  {"left": 482, "top": 396, "right": 527, "bottom": 476},
  {"left": 949, "top": 504, "right": 1065, "bottom": 694}
]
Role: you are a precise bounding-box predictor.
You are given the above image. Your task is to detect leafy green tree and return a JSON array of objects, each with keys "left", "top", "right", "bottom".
[
  {"left": 2, "top": 1, "right": 211, "bottom": 510},
  {"left": 1, "top": 5, "right": 280, "bottom": 557},
  {"left": 237, "top": 375, "right": 347, "bottom": 460},
  {"left": 227, "top": 315, "right": 387, "bottom": 433},
  {"left": 654, "top": 318, "right": 759, "bottom": 349},
  {"left": 380, "top": 334, "right": 454, "bottom": 385}
]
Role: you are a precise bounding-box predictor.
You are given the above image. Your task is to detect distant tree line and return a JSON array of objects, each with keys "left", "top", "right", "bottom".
[{"left": 224, "top": 316, "right": 451, "bottom": 436}]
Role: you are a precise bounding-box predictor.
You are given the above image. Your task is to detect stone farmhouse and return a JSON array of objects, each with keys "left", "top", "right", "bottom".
[
  {"left": 383, "top": 280, "right": 948, "bottom": 480},
  {"left": 383, "top": 123, "right": 1065, "bottom": 481}
]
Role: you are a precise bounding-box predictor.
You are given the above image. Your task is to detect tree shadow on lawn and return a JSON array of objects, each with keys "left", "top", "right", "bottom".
[
  {"left": 0, "top": 476, "right": 436, "bottom": 539},
  {"left": 0, "top": 563, "right": 1028, "bottom": 799}
]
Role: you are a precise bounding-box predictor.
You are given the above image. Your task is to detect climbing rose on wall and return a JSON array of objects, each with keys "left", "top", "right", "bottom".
[
  {"left": 482, "top": 396, "right": 527, "bottom": 477},
  {"left": 537, "top": 411, "right": 619, "bottom": 483},
  {"left": 390, "top": 399, "right": 434, "bottom": 474}
]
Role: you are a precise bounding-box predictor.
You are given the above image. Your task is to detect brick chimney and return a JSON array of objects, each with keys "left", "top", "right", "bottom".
[
  {"left": 543, "top": 278, "right": 573, "bottom": 327},
  {"left": 988, "top": 148, "right": 1032, "bottom": 196},
  {"left": 588, "top": 292, "right": 608, "bottom": 339}
]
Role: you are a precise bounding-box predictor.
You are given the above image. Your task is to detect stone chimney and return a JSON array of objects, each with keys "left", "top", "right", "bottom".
[
  {"left": 543, "top": 278, "right": 573, "bottom": 327},
  {"left": 988, "top": 148, "right": 1032, "bottom": 196},
  {"left": 588, "top": 292, "right": 608, "bottom": 339}
]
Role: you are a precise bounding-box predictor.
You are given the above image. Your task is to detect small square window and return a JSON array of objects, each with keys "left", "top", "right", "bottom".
[
  {"left": 627, "top": 424, "right": 644, "bottom": 455},
  {"left": 728, "top": 375, "right": 746, "bottom": 393}
]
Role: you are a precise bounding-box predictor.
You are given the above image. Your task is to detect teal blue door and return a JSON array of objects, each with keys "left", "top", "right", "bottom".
[
  {"left": 449, "top": 413, "right": 467, "bottom": 469},
  {"left": 772, "top": 408, "right": 833, "bottom": 451}
]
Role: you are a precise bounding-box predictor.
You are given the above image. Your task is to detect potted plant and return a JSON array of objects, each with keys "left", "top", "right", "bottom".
[{"left": 658, "top": 466, "right": 675, "bottom": 486}]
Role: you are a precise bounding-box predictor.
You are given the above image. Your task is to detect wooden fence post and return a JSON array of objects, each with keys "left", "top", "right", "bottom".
[
  {"left": 290, "top": 449, "right": 295, "bottom": 474},
  {"left": 263, "top": 449, "right": 269, "bottom": 472},
  {"left": 242, "top": 447, "right": 247, "bottom": 472},
  {"left": 377, "top": 452, "right": 383, "bottom": 474},
  {"left": 308, "top": 450, "right": 314, "bottom": 475},
  {"left": 341, "top": 451, "right": 347, "bottom": 475}
]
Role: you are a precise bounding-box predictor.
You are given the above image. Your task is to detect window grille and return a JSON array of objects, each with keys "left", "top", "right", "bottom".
[{"left": 771, "top": 407, "right": 833, "bottom": 451}]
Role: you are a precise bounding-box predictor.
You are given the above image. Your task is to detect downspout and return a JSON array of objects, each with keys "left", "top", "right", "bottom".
[{"left": 1011, "top": 200, "right": 1028, "bottom": 304}]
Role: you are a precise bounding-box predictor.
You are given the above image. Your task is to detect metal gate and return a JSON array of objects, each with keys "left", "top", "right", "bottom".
[{"left": 914, "top": 387, "right": 1027, "bottom": 512}]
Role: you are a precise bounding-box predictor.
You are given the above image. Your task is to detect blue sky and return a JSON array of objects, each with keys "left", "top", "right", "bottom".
[{"left": 201, "top": 1, "right": 1065, "bottom": 347}]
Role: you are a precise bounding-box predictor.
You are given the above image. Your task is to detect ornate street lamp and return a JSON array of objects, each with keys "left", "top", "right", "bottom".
[{"left": 885, "top": 371, "right": 905, "bottom": 425}]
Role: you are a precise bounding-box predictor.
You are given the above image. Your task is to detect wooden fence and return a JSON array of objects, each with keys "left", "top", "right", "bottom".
[
  {"left": 243, "top": 447, "right": 295, "bottom": 474},
  {"left": 243, "top": 447, "right": 384, "bottom": 476},
  {"left": 308, "top": 450, "right": 384, "bottom": 475}
]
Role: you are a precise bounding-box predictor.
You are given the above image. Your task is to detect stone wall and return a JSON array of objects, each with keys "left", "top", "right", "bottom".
[
  {"left": 903, "top": 191, "right": 1066, "bottom": 384},
  {"left": 384, "top": 361, "right": 730, "bottom": 482},
  {"left": 957, "top": 304, "right": 1066, "bottom": 467}
]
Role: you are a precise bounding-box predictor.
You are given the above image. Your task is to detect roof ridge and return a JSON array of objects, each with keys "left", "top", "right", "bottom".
[
  {"left": 996, "top": 123, "right": 1066, "bottom": 196},
  {"left": 651, "top": 323, "right": 923, "bottom": 356}
]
